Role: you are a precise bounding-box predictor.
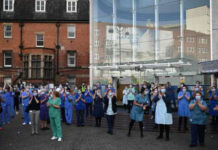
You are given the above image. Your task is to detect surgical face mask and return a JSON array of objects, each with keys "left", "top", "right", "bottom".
[
  {"left": 66, "top": 91, "right": 70, "bottom": 95},
  {"left": 145, "top": 91, "right": 149, "bottom": 95},
  {"left": 109, "top": 92, "right": 113, "bottom": 97},
  {"left": 0, "top": 90, "right": 3, "bottom": 93},
  {"left": 87, "top": 86, "right": 90, "bottom": 90},
  {"left": 161, "top": 89, "right": 166, "bottom": 94},
  {"left": 212, "top": 88, "right": 216, "bottom": 92},
  {"left": 183, "top": 89, "right": 186, "bottom": 92},
  {"left": 130, "top": 85, "right": 132, "bottom": 88},
  {"left": 196, "top": 83, "right": 200, "bottom": 86},
  {"left": 78, "top": 91, "right": 81, "bottom": 95},
  {"left": 41, "top": 92, "right": 45, "bottom": 95},
  {"left": 195, "top": 95, "right": 201, "bottom": 100},
  {"left": 33, "top": 93, "right": 37, "bottom": 96},
  {"left": 195, "top": 88, "right": 199, "bottom": 91}
]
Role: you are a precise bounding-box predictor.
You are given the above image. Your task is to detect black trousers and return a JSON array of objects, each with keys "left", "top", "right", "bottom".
[
  {"left": 95, "top": 117, "right": 102, "bottom": 127},
  {"left": 128, "top": 119, "right": 143, "bottom": 136},
  {"left": 86, "top": 103, "right": 92, "bottom": 117},
  {"left": 159, "top": 124, "right": 170, "bottom": 138},
  {"left": 106, "top": 115, "right": 115, "bottom": 133},
  {"left": 61, "top": 108, "right": 66, "bottom": 122},
  {"left": 178, "top": 117, "right": 188, "bottom": 130},
  {"left": 127, "top": 100, "right": 133, "bottom": 113},
  {"left": 191, "top": 124, "right": 205, "bottom": 145},
  {"left": 14, "top": 97, "right": 19, "bottom": 111}
]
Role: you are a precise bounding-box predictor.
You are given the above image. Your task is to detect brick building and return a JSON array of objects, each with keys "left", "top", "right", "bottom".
[{"left": 0, "top": 0, "right": 89, "bottom": 86}]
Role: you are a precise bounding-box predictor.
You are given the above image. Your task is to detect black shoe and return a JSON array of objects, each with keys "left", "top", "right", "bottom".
[
  {"left": 165, "top": 137, "right": 169, "bottom": 141},
  {"left": 156, "top": 136, "right": 163, "bottom": 140},
  {"left": 140, "top": 134, "right": 144, "bottom": 138},
  {"left": 184, "top": 127, "right": 189, "bottom": 131},
  {"left": 189, "top": 144, "right": 197, "bottom": 147},
  {"left": 127, "top": 132, "right": 131, "bottom": 137},
  {"left": 199, "top": 143, "right": 205, "bottom": 147},
  {"left": 44, "top": 127, "right": 50, "bottom": 130}
]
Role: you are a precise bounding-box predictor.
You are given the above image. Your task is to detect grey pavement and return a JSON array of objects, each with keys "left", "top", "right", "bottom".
[{"left": 0, "top": 112, "right": 218, "bottom": 150}]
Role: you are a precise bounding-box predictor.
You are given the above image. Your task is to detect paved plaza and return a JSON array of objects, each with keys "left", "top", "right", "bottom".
[{"left": 0, "top": 112, "right": 218, "bottom": 150}]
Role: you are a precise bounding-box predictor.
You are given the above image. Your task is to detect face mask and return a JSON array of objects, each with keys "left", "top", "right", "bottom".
[
  {"left": 87, "top": 87, "right": 90, "bottom": 90},
  {"left": 183, "top": 89, "right": 186, "bottom": 92},
  {"left": 78, "top": 91, "right": 81, "bottom": 95},
  {"left": 195, "top": 95, "right": 201, "bottom": 100},
  {"left": 130, "top": 85, "right": 132, "bottom": 88},
  {"left": 145, "top": 91, "right": 149, "bottom": 95},
  {"left": 195, "top": 88, "right": 199, "bottom": 91},
  {"left": 212, "top": 89, "right": 216, "bottom": 92},
  {"left": 33, "top": 93, "right": 37, "bottom": 96},
  {"left": 0, "top": 90, "right": 3, "bottom": 93},
  {"left": 109, "top": 92, "right": 113, "bottom": 96},
  {"left": 161, "top": 89, "right": 166, "bottom": 94},
  {"left": 41, "top": 92, "right": 45, "bottom": 95},
  {"left": 66, "top": 92, "right": 70, "bottom": 95},
  {"left": 196, "top": 83, "right": 199, "bottom": 86}
]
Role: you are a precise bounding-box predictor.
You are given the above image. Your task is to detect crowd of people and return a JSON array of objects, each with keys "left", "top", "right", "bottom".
[{"left": 0, "top": 81, "right": 218, "bottom": 147}]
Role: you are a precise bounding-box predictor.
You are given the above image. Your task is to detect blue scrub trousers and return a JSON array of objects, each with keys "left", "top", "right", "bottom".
[
  {"left": 22, "top": 104, "right": 30, "bottom": 123},
  {"left": 106, "top": 115, "right": 115, "bottom": 133},
  {"left": 1, "top": 104, "right": 11, "bottom": 123},
  {"left": 65, "top": 106, "right": 73, "bottom": 124}
]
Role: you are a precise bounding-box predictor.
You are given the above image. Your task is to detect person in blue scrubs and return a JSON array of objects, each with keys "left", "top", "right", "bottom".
[
  {"left": 75, "top": 90, "right": 86, "bottom": 127},
  {"left": 84, "top": 86, "right": 93, "bottom": 117},
  {"left": 208, "top": 86, "right": 218, "bottom": 124},
  {"left": 189, "top": 91, "right": 207, "bottom": 147},
  {"left": 1, "top": 87, "right": 12, "bottom": 124},
  {"left": 177, "top": 85, "right": 191, "bottom": 131},
  {"left": 64, "top": 88, "right": 75, "bottom": 125},
  {"left": 0, "top": 87, "right": 5, "bottom": 129},
  {"left": 21, "top": 88, "right": 31, "bottom": 125},
  {"left": 128, "top": 87, "right": 149, "bottom": 138}
]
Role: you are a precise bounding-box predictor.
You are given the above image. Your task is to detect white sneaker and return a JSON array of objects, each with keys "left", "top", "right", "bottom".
[
  {"left": 22, "top": 122, "right": 26, "bottom": 125},
  {"left": 51, "top": 136, "right": 58, "bottom": 140},
  {"left": 58, "top": 138, "right": 62, "bottom": 142},
  {"left": 29, "top": 122, "right": 32, "bottom": 125}
]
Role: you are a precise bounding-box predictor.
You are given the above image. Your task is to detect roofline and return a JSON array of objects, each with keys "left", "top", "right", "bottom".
[{"left": 0, "top": 19, "right": 89, "bottom": 23}]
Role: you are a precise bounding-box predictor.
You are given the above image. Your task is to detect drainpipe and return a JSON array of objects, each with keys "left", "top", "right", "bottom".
[
  {"left": 56, "top": 22, "right": 61, "bottom": 84},
  {"left": 19, "top": 22, "right": 24, "bottom": 83}
]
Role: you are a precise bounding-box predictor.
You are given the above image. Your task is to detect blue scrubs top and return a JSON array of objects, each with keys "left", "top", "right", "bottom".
[
  {"left": 189, "top": 99, "right": 207, "bottom": 125},
  {"left": 75, "top": 94, "right": 85, "bottom": 110},
  {"left": 84, "top": 90, "right": 93, "bottom": 104},
  {"left": 65, "top": 94, "right": 75, "bottom": 108},
  {"left": 22, "top": 91, "right": 30, "bottom": 105},
  {"left": 130, "top": 94, "right": 149, "bottom": 122}
]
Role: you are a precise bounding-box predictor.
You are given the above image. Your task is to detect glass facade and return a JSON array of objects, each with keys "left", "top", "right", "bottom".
[{"left": 90, "top": 0, "right": 211, "bottom": 86}]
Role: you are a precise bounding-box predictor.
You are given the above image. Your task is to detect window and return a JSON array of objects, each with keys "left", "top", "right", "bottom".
[
  {"left": 95, "top": 40, "right": 99, "bottom": 47},
  {"left": 3, "top": 51, "right": 12, "bottom": 67},
  {"left": 68, "top": 25, "right": 76, "bottom": 38},
  {"left": 186, "top": 37, "right": 195, "bottom": 43},
  {"left": 36, "top": 33, "right": 44, "bottom": 47},
  {"left": 198, "top": 38, "right": 207, "bottom": 44},
  {"left": 4, "top": 24, "right": 12, "bottom": 38},
  {"left": 199, "top": 48, "right": 208, "bottom": 54},
  {"left": 67, "top": 51, "right": 76, "bottom": 67},
  {"left": 44, "top": 56, "right": 53, "bottom": 79},
  {"left": 66, "top": 0, "right": 78, "bottom": 13},
  {"left": 23, "top": 55, "right": 29, "bottom": 79},
  {"left": 31, "top": 55, "right": 41, "bottom": 79},
  {"left": 95, "top": 29, "right": 99, "bottom": 36},
  {"left": 3, "top": 0, "right": 14, "bottom": 12},
  {"left": 177, "top": 46, "right": 181, "bottom": 52},
  {"left": 35, "top": 0, "right": 46, "bottom": 12},
  {"left": 187, "top": 47, "right": 195, "bottom": 53}
]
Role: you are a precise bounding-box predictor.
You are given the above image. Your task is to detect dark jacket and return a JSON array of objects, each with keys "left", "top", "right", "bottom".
[
  {"left": 153, "top": 94, "right": 172, "bottom": 113},
  {"left": 104, "top": 96, "right": 117, "bottom": 114}
]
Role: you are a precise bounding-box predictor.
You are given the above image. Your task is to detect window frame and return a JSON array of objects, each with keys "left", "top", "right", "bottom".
[
  {"left": 67, "top": 51, "right": 77, "bottom": 67},
  {"left": 3, "top": 24, "right": 12, "bottom": 38},
  {"left": 3, "top": 50, "right": 13, "bottom": 68},
  {"left": 67, "top": 25, "right": 76, "bottom": 39},
  {"left": 66, "top": 0, "right": 78, "bottom": 13},
  {"left": 35, "top": 0, "right": 46, "bottom": 12},
  {"left": 3, "top": 0, "right": 14, "bottom": 12},
  {"left": 36, "top": 33, "right": 44, "bottom": 47}
]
